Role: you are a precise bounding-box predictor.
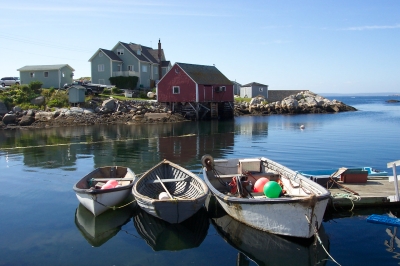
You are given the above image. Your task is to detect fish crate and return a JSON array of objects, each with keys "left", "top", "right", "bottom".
[{"left": 340, "top": 169, "right": 368, "bottom": 183}]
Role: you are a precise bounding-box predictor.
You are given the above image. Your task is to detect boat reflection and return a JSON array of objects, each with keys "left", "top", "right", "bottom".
[
  {"left": 133, "top": 206, "right": 209, "bottom": 251},
  {"left": 211, "top": 213, "right": 330, "bottom": 266},
  {"left": 74, "top": 203, "right": 135, "bottom": 247}
]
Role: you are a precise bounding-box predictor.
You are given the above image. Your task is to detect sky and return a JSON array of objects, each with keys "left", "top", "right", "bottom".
[{"left": 1, "top": 0, "right": 399, "bottom": 94}]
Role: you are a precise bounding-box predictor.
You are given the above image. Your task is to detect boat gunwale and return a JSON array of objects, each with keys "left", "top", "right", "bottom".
[
  {"left": 203, "top": 156, "right": 331, "bottom": 204},
  {"left": 73, "top": 166, "right": 136, "bottom": 195},
  {"left": 133, "top": 159, "right": 209, "bottom": 201}
]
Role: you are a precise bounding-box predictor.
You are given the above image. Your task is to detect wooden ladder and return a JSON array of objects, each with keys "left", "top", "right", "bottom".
[{"left": 210, "top": 103, "right": 218, "bottom": 118}]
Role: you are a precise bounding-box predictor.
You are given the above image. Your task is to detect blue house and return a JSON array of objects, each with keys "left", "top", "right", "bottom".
[
  {"left": 88, "top": 39, "right": 171, "bottom": 88},
  {"left": 17, "top": 64, "right": 75, "bottom": 89}
]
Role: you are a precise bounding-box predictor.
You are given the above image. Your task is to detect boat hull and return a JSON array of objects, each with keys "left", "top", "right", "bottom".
[
  {"left": 202, "top": 156, "right": 330, "bottom": 238},
  {"left": 213, "top": 194, "right": 328, "bottom": 238}
]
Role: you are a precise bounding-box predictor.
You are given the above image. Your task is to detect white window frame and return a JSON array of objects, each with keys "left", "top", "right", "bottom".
[
  {"left": 117, "top": 64, "right": 122, "bottom": 71},
  {"left": 128, "top": 65, "right": 134, "bottom": 71},
  {"left": 173, "top": 86, "right": 180, "bottom": 94},
  {"left": 44, "top": 71, "right": 49, "bottom": 78},
  {"left": 30, "top": 72, "right": 35, "bottom": 78},
  {"left": 98, "top": 64, "right": 104, "bottom": 72},
  {"left": 142, "top": 65, "right": 148, "bottom": 72},
  {"left": 154, "top": 66, "right": 158, "bottom": 75},
  {"left": 117, "top": 48, "right": 124, "bottom": 55}
]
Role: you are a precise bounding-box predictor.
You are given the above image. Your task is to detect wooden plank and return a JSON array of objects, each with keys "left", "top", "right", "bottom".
[
  {"left": 90, "top": 177, "right": 134, "bottom": 181},
  {"left": 387, "top": 160, "right": 400, "bottom": 168}
]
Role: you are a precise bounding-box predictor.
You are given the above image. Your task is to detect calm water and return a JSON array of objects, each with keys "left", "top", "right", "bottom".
[{"left": 1, "top": 95, "right": 400, "bottom": 265}]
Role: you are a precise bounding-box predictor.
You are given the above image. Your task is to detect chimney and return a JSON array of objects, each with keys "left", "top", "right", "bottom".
[{"left": 158, "top": 39, "right": 162, "bottom": 80}]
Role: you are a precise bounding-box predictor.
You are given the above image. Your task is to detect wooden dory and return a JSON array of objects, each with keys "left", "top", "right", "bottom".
[
  {"left": 201, "top": 155, "right": 331, "bottom": 238},
  {"left": 73, "top": 166, "right": 136, "bottom": 216},
  {"left": 132, "top": 159, "right": 208, "bottom": 224}
]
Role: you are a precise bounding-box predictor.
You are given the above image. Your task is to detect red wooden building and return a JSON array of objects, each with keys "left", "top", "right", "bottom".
[{"left": 156, "top": 62, "right": 234, "bottom": 119}]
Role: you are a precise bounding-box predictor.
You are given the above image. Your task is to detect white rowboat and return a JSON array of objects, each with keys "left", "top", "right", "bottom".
[
  {"left": 201, "top": 155, "right": 330, "bottom": 238},
  {"left": 73, "top": 166, "right": 136, "bottom": 216}
]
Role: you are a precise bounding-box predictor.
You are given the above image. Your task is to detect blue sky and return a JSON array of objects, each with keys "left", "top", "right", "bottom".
[{"left": 1, "top": 0, "right": 399, "bottom": 93}]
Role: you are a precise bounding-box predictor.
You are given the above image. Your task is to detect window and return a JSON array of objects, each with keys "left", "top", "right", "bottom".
[
  {"left": 98, "top": 64, "right": 104, "bottom": 72},
  {"left": 62, "top": 72, "right": 65, "bottom": 77},
  {"left": 128, "top": 65, "right": 134, "bottom": 71},
  {"left": 154, "top": 67, "right": 158, "bottom": 74},
  {"left": 44, "top": 72, "right": 49, "bottom": 78},
  {"left": 259, "top": 87, "right": 263, "bottom": 92},
  {"left": 117, "top": 49, "right": 124, "bottom": 55},
  {"left": 173, "top": 86, "right": 180, "bottom": 94},
  {"left": 137, "top": 50, "right": 141, "bottom": 55},
  {"left": 117, "top": 64, "right": 121, "bottom": 71},
  {"left": 142, "top": 65, "right": 148, "bottom": 72},
  {"left": 99, "top": 52, "right": 103, "bottom": 57},
  {"left": 30, "top": 72, "right": 35, "bottom": 78}
]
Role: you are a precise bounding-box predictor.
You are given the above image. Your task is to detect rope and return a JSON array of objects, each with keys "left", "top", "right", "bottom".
[
  {"left": 305, "top": 214, "right": 342, "bottom": 266},
  {"left": 331, "top": 193, "right": 361, "bottom": 212},
  {"left": 92, "top": 195, "right": 136, "bottom": 210}
]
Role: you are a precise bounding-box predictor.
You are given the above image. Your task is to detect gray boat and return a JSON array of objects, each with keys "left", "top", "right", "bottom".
[{"left": 132, "top": 159, "right": 208, "bottom": 223}]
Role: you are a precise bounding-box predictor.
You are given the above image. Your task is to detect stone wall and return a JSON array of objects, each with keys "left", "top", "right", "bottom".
[{"left": 267, "top": 90, "right": 308, "bottom": 103}]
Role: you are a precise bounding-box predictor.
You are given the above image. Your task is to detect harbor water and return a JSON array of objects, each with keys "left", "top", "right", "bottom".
[{"left": 1, "top": 95, "right": 400, "bottom": 265}]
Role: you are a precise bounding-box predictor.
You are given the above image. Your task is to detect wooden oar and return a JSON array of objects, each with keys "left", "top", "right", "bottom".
[{"left": 156, "top": 174, "right": 174, "bottom": 199}]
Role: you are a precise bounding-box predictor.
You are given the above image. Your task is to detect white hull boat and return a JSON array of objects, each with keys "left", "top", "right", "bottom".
[
  {"left": 73, "top": 166, "right": 136, "bottom": 216},
  {"left": 201, "top": 155, "right": 330, "bottom": 238}
]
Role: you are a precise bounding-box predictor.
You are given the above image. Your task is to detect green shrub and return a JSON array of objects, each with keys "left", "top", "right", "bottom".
[
  {"left": 111, "top": 87, "right": 123, "bottom": 94},
  {"left": 29, "top": 81, "right": 43, "bottom": 94},
  {"left": 139, "top": 92, "right": 147, "bottom": 98},
  {"left": 102, "top": 88, "right": 111, "bottom": 95},
  {"left": 109, "top": 76, "right": 138, "bottom": 89}
]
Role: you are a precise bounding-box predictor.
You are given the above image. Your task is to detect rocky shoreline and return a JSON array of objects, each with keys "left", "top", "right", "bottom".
[{"left": 0, "top": 91, "right": 356, "bottom": 130}]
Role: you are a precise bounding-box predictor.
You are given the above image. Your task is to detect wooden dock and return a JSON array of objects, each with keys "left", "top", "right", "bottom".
[{"left": 327, "top": 176, "right": 400, "bottom": 209}]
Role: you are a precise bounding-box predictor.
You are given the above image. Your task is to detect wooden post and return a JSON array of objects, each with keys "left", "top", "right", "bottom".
[{"left": 387, "top": 160, "right": 400, "bottom": 201}]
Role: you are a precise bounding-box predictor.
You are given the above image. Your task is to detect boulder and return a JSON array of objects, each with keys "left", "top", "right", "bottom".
[
  {"left": 19, "top": 115, "right": 35, "bottom": 126},
  {"left": 30, "top": 96, "right": 45, "bottom": 106},
  {"left": 0, "top": 101, "right": 8, "bottom": 115},
  {"left": 2, "top": 113, "right": 17, "bottom": 125}
]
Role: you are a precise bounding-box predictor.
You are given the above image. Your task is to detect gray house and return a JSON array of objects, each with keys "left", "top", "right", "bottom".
[
  {"left": 240, "top": 82, "right": 269, "bottom": 98},
  {"left": 88, "top": 39, "right": 171, "bottom": 88},
  {"left": 17, "top": 64, "right": 75, "bottom": 89},
  {"left": 231, "top": 80, "right": 242, "bottom": 95}
]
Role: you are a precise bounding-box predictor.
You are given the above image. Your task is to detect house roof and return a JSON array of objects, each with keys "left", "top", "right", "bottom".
[
  {"left": 17, "top": 64, "right": 75, "bottom": 71},
  {"left": 118, "top": 42, "right": 151, "bottom": 63},
  {"left": 88, "top": 48, "right": 123, "bottom": 62},
  {"left": 177, "top": 63, "right": 232, "bottom": 85},
  {"left": 161, "top": 61, "right": 170, "bottom": 67},
  {"left": 100, "top": 49, "right": 123, "bottom": 61},
  {"left": 242, "top": 82, "right": 268, "bottom": 87}
]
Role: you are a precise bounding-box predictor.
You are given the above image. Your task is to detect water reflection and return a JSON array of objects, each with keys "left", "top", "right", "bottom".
[
  {"left": 0, "top": 121, "right": 237, "bottom": 173},
  {"left": 74, "top": 202, "right": 135, "bottom": 247},
  {"left": 211, "top": 213, "right": 329, "bottom": 266},
  {"left": 133, "top": 207, "right": 209, "bottom": 251}
]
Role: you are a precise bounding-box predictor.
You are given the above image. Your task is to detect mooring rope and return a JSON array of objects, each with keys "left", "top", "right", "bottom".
[
  {"left": 92, "top": 195, "right": 136, "bottom": 210},
  {"left": 305, "top": 214, "right": 341, "bottom": 266}
]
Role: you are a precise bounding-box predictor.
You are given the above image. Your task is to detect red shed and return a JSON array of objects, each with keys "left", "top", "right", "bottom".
[{"left": 157, "top": 62, "right": 234, "bottom": 119}]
